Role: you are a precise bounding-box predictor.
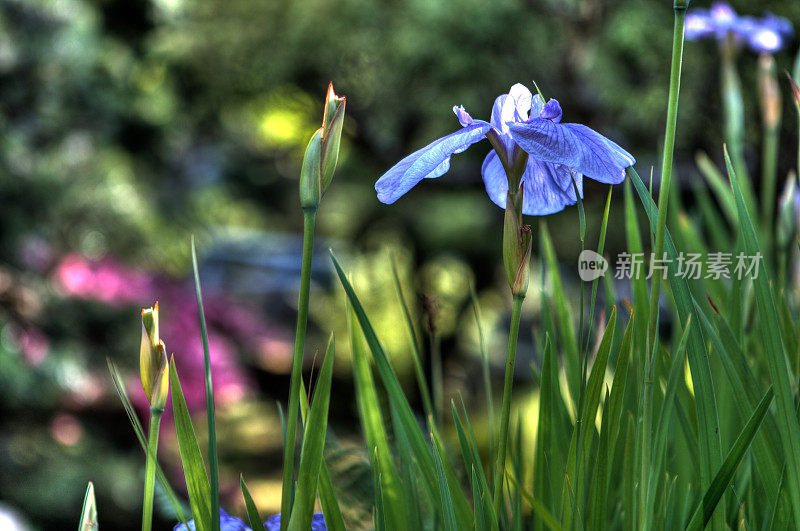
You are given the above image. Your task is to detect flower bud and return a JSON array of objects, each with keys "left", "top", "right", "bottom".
[
  {"left": 503, "top": 189, "right": 532, "bottom": 297},
  {"left": 140, "top": 303, "right": 169, "bottom": 411},
  {"left": 299, "top": 128, "right": 324, "bottom": 210},
  {"left": 778, "top": 172, "right": 798, "bottom": 248},
  {"left": 758, "top": 54, "right": 781, "bottom": 130},
  {"left": 321, "top": 83, "right": 346, "bottom": 192},
  {"left": 299, "top": 84, "right": 346, "bottom": 211}
]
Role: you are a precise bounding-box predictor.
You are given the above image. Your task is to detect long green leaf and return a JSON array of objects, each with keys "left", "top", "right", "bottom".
[
  {"left": 330, "top": 251, "right": 472, "bottom": 527},
  {"left": 240, "top": 476, "right": 266, "bottom": 531},
  {"left": 725, "top": 147, "right": 800, "bottom": 525},
  {"left": 347, "top": 300, "right": 408, "bottom": 530},
  {"left": 169, "top": 358, "right": 212, "bottom": 531},
  {"left": 630, "top": 166, "right": 724, "bottom": 513},
  {"left": 190, "top": 237, "right": 219, "bottom": 531},
  {"left": 685, "top": 387, "right": 775, "bottom": 530},
  {"left": 287, "top": 334, "right": 335, "bottom": 531},
  {"left": 390, "top": 255, "right": 434, "bottom": 420}
]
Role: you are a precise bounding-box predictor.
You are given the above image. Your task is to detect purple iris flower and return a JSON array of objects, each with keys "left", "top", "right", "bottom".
[
  {"left": 375, "top": 83, "right": 635, "bottom": 215},
  {"left": 173, "top": 509, "right": 250, "bottom": 531},
  {"left": 264, "top": 513, "right": 327, "bottom": 531},
  {"left": 685, "top": 2, "right": 793, "bottom": 53},
  {"left": 173, "top": 510, "right": 327, "bottom": 531}
]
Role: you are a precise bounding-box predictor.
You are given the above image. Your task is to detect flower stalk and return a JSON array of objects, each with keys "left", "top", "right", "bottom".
[
  {"left": 493, "top": 180, "right": 531, "bottom": 513},
  {"left": 139, "top": 303, "right": 169, "bottom": 531},
  {"left": 281, "top": 85, "right": 344, "bottom": 531}
]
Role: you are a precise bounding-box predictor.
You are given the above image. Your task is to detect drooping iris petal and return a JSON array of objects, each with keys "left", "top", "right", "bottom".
[
  {"left": 174, "top": 509, "right": 250, "bottom": 531},
  {"left": 508, "top": 118, "right": 635, "bottom": 185},
  {"left": 264, "top": 513, "right": 327, "bottom": 531},
  {"left": 375, "top": 121, "right": 492, "bottom": 204},
  {"left": 481, "top": 150, "right": 582, "bottom": 215}
]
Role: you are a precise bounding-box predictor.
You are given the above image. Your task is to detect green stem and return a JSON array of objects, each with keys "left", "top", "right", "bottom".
[
  {"left": 280, "top": 208, "right": 317, "bottom": 531},
  {"left": 645, "top": 4, "right": 685, "bottom": 526},
  {"left": 761, "top": 122, "right": 779, "bottom": 254},
  {"left": 141, "top": 408, "right": 163, "bottom": 531},
  {"left": 648, "top": 3, "right": 685, "bottom": 354},
  {"left": 192, "top": 239, "right": 220, "bottom": 531},
  {"left": 492, "top": 294, "right": 524, "bottom": 515}
]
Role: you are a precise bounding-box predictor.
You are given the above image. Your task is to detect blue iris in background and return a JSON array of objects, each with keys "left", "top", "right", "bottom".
[
  {"left": 685, "top": 1, "right": 794, "bottom": 53},
  {"left": 174, "top": 510, "right": 327, "bottom": 531},
  {"left": 375, "top": 83, "right": 635, "bottom": 215}
]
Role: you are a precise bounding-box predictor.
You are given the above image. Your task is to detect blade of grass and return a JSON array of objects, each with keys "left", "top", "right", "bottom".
[
  {"left": 298, "top": 380, "right": 346, "bottom": 531},
  {"left": 540, "top": 223, "right": 580, "bottom": 405},
  {"left": 330, "top": 250, "right": 472, "bottom": 527},
  {"left": 347, "top": 298, "right": 408, "bottom": 530},
  {"left": 725, "top": 146, "right": 800, "bottom": 525},
  {"left": 107, "top": 360, "right": 190, "bottom": 525},
  {"left": 470, "top": 283, "right": 495, "bottom": 463},
  {"left": 287, "top": 334, "right": 335, "bottom": 531},
  {"left": 169, "top": 357, "right": 212, "bottom": 531},
  {"left": 685, "top": 386, "right": 775, "bottom": 531},
  {"left": 508, "top": 471, "right": 564, "bottom": 531},
  {"left": 630, "top": 166, "right": 725, "bottom": 522},
  {"left": 241, "top": 476, "right": 266, "bottom": 531},
  {"left": 78, "top": 482, "right": 97, "bottom": 531},
  {"left": 390, "top": 255, "right": 434, "bottom": 420},
  {"left": 190, "top": 237, "right": 219, "bottom": 531}
]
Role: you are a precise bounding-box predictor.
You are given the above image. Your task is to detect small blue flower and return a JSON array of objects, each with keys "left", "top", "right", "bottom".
[
  {"left": 375, "top": 83, "right": 634, "bottom": 215},
  {"left": 685, "top": 2, "right": 793, "bottom": 53},
  {"left": 173, "top": 509, "right": 250, "bottom": 531},
  {"left": 264, "top": 512, "right": 327, "bottom": 531},
  {"left": 173, "top": 510, "right": 326, "bottom": 531}
]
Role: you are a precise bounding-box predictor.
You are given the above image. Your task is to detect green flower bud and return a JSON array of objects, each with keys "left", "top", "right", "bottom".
[
  {"left": 299, "top": 83, "right": 346, "bottom": 211},
  {"left": 140, "top": 303, "right": 169, "bottom": 411},
  {"left": 299, "top": 127, "right": 324, "bottom": 210},
  {"left": 321, "top": 83, "right": 346, "bottom": 192},
  {"left": 503, "top": 189, "right": 533, "bottom": 297}
]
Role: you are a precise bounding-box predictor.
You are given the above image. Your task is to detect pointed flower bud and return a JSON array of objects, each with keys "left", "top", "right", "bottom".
[
  {"left": 299, "top": 83, "right": 346, "bottom": 211},
  {"left": 758, "top": 54, "right": 781, "bottom": 130},
  {"left": 140, "top": 303, "right": 169, "bottom": 411},
  {"left": 778, "top": 172, "right": 798, "bottom": 248},
  {"left": 503, "top": 189, "right": 533, "bottom": 297}
]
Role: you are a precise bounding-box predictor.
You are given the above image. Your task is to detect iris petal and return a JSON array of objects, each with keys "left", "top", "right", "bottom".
[
  {"left": 481, "top": 150, "right": 582, "bottom": 215},
  {"left": 508, "top": 119, "right": 635, "bottom": 185},
  {"left": 375, "top": 121, "right": 492, "bottom": 204}
]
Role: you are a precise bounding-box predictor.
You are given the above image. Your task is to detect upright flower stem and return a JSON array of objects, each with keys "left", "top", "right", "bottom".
[
  {"left": 280, "top": 208, "right": 317, "bottom": 531},
  {"left": 648, "top": 2, "right": 685, "bottom": 346},
  {"left": 141, "top": 408, "right": 163, "bottom": 531},
  {"left": 492, "top": 294, "right": 524, "bottom": 515},
  {"left": 644, "top": 2, "right": 686, "bottom": 527}
]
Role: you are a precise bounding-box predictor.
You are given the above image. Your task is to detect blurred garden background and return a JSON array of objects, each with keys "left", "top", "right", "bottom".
[{"left": 1, "top": 0, "right": 799, "bottom": 528}]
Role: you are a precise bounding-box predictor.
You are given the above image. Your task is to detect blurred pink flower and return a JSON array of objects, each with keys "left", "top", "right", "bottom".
[
  {"left": 51, "top": 253, "right": 291, "bottom": 415},
  {"left": 18, "top": 327, "right": 49, "bottom": 366}
]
